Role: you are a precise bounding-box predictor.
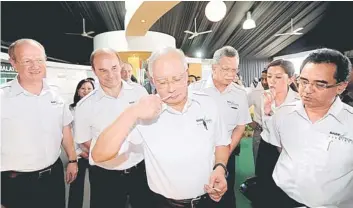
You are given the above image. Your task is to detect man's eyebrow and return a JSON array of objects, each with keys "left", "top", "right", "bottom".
[{"left": 300, "top": 77, "right": 329, "bottom": 84}]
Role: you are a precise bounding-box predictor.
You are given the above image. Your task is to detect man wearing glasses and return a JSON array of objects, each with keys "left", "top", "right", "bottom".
[
  {"left": 263, "top": 48, "right": 353, "bottom": 207},
  {"left": 1, "top": 39, "right": 78, "bottom": 208},
  {"left": 189, "top": 46, "right": 252, "bottom": 208},
  {"left": 91, "top": 47, "right": 230, "bottom": 208}
]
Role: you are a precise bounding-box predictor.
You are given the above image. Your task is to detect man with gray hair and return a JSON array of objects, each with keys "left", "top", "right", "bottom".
[
  {"left": 189, "top": 46, "right": 252, "bottom": 208},
  {"left": 91, "top": 47, "right": 230, "bottom": 208}
]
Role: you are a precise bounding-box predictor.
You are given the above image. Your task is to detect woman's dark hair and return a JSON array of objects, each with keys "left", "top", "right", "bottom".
[
  {"left": 300, "top": 48, "right": 352, "bottom": 83},
  {"left": 131, "top": 75, "right": 138, "bottom": 83},
  {"left": 70, "top": 79, "right": 95, "bottom": 110},
  {"left": 267, "top": 59, "right": 298, "bottom": 92}
]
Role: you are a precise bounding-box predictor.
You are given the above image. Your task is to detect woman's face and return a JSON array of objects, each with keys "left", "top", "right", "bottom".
[
  {"left": 78, "top": 82, "right": 94, "bottom": 98},
  {"left": 267, "top": 66, "right": 292, "bottom": 94}
]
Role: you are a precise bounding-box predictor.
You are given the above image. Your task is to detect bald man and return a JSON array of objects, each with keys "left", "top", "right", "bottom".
[
  {"left": 1, "top": 39, "right": 78, "bottom": 208},
  {"left": 74, "top": 48, "right": 153, "bottom": 208}
]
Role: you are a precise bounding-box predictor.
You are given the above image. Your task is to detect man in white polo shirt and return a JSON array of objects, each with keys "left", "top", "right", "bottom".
[
  {"left": 189, "top": 46, "right": 252, "bottom": 208},
  {"left": 1, "top": 39, "right": 78, "bottom": 208},
  {"left": 91, "top": 47, "right": 230, "bottom": 208},
  {"left": 263, "top": 48, "right": 353, "bottom": 207},
  {"left": 74, "top": 48, "right": 152, "bottom": 208}
]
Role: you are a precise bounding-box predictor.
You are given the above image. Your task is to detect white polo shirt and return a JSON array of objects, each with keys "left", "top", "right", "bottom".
[
  {"left": 127, "top": 91, "right": 230, "bottom": 200},
  {"left": 265, "top": 98, "right": 353, "bottom": 207},
  {"left": 189, "top": 79, "right": 252, "bottom": 139},
  {"left": 247, "top": 87, "right": 265, "bottom": 126},
  {"left": 74, "top": 81, "right": 147, "bottom": 170},
  {"left": 1, "top": 77, "right": 73, "bottom": 172},
  {"left": 260, "top": 88, "right": 300, "bottom": 142}
]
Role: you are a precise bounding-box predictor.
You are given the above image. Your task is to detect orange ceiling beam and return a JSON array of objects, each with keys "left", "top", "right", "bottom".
[{"left": 126, "top": 1, "right": 180, "bottom": 36}]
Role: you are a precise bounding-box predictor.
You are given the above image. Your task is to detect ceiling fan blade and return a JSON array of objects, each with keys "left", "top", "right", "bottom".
[
  {"left": 188, "top": 35, "right": 195, "bottom": 40},
  {"left": 83, "top": 18, "right": 86, "bottom": 33},
  {"left": 194, "top": 17, "right": 197, "bottom": 33},
  {"left": 197, "top": 30, "right": 212, "bottom": 35},
  {"left": 292, "top": 27, "right": 303, "bottom": 33},
  {"left": 184, "top": 30, "right": 194, "bottom": 35},
  {"left": 65, "top": 33, "right": 82, "bottom": 35},
  {"left": 292, "top": 32, "right": 303, "bottom": 35},
  {"left": 86, "top": 31, "right": 95, "bottom": 35},
  {"left": 86, "top": 35, "right": 94, "bottom": 39}
]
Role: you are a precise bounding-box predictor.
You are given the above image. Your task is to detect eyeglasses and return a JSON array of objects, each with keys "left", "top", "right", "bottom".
[
  {"left": 154, "top": 73, "right": 186, "bottom": 89},
  {"left": 299, "top": 78, "right": 340, "bottom": 90},
  {"left": 220, "top": 67, "right": 238, "bottom": 74},
  {"left": 17, "top": 58, "right": 46, "bottom": 66}
]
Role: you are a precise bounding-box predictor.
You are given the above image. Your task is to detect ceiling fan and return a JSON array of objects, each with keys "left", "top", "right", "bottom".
[
  {"left": 274, "top": 18, "right": 303, "bottom": 37},
  {"left": 65, "top": 18, "right": 95, "bottom": 39},
  {"left": 184, "top": 18, "right": 212, "bottom": 40}
]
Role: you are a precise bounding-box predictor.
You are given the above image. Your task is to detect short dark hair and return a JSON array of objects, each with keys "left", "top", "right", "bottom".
[
  {"left": 300, "top": 48, "right": 352, "bottom": 83},
  {"left": 262, "top": 69, "right": 267, "bottom": 74},
  {"left": 267, "top": 59, "right": 297, "bottom": 92}
]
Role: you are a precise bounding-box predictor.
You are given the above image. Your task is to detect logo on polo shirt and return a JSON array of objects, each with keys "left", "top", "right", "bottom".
[
  {"left": 227, "top": 100, "right": 239, "bottom": 109},
  {"left": 50, "top": 100, "right": 63, "bottom": 105},
  {"left": 129, "top": 101, "right": 136, "bottom": 104},
  {"left": 329, "top": 131, "right": 353, "bottom": 144}
]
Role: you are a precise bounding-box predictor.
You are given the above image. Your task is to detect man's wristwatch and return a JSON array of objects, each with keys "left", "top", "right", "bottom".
[
  {"left": 213, "top": 163, "right": 229, "bottom": 178},
  {"left": 68, "top": 159, "right": 78, "bottom": 163}
]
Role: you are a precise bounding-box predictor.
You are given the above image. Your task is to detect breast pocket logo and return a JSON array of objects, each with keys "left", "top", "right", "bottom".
[
  {"left": 129, "top": 101, "right": 136, "bottom": 104},
  {"left": 227, "top": 101, "right": 239, "bottom": 110},
  {"left": 50, "top": 100, "right": 63, "bottom": 105}
]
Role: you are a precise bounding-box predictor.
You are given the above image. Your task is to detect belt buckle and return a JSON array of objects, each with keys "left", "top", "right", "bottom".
[
  {"left": 38, "top": 168, "right": 51, "bottom": 179},
  {"left": 190, "top": 196, "right": 201, "bottom": 208},
  {"left": 123, "top": 168, "right": 131, "bottom": 174}
]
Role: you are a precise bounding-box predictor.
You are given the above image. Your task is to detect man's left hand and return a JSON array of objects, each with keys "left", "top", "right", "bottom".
[
  {"left": 204, "top": 166, "right": 227, "bottom": 202},
  {"left": 66, "top": 162, "right": 78, "bottom": 184}
]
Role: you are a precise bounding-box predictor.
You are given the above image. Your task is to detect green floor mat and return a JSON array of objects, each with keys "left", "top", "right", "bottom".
[{"left": 235, "top": 137, "right": 255, "bottom": 208}]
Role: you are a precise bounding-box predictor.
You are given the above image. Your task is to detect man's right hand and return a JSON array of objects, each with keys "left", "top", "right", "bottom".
[
  {"left": 134, "top": 95, "right": 163, "bottom": 120},
  {"left": 80, "top": 151, "right": 89, "bottom": 159}
]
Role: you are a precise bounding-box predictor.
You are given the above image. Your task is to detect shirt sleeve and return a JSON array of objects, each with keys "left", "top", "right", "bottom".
[
  {"left": 237, "top": 92, "right": 252, "bottom": 125},
  {"left": 260, "top": 114, "right": 282, "bottom": 147},
  {"left": 74, "top": 103, "right": 92, "bottom": 144},
  {"left": 62, "top": 103, "right": 73, "bottom": 127}
]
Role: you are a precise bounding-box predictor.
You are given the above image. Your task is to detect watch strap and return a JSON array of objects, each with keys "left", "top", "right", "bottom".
[{"left": 213, "top": 163, "right": 228, "bottom": 178}]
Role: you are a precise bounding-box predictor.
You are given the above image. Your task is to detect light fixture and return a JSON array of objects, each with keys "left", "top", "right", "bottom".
[
  {"left": 242, "top": 11, "right": 256, "bottom": 30},
  {"left": 141, "top": 19, "right": 146, "bottom": 23},
  {"left": 196, "top": 51, "right": 202, "bottom": 58},
  {"left": 205, "top": 1, "right": 227, "bottom": 22}
]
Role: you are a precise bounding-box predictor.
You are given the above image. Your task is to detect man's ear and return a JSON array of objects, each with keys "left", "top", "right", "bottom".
[
  {"left": 337, "top": 81, "right": 348, "bottom": 95},
  {"left": 9, "top": 57, "right": 18, "bottom": 72}
]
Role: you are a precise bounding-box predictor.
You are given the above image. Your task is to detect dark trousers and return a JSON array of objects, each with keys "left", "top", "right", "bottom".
[
  {"left": 68, "top": 158, "right": 91, "bottom": 208},
  {"left": 253, "top": 139, "right": 307, "bottom": 208},
  {"left": 1, "top": 158, "right": 65, "bottom": 208},
  {"left": 89, "top": 160, "right": 154, "bottom": 208},
  {"left": 216, "top": 152, "right": 236, "bottom": 208},
  {"left": 152, "top": 191, "right": 218, "bottom": 208}
]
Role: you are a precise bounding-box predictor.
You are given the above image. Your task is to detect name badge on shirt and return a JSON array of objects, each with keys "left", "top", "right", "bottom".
[{"left": 227, "top": 101, "right": 239, "bottom": 110}]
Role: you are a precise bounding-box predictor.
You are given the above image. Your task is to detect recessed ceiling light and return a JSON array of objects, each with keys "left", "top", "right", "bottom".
[
  {"left": 141, "top": 20, "right": 146, "bottom": 23},
  {"left": 196, "top": 51, "right": 202, "bottom": 58}
]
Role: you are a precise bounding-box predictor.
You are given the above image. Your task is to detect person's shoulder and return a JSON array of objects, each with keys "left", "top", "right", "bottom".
[
  {"left": 190, "top": 90, "right": 218, "bottom": 110},
  {"left": 275, "top": 100, "right": 301, "bottom": 116},
  {"left": 0, "top": 81, "right": 12, "bottom": 95},
  {"left": 230, "top": 82, "right": 247, "bottom": 95},
  {"left": 76, "top": 89, "right": 97, "bottom": 108},
  {"left": 343, "top": 103, "right": 353, "bottom": 115},
  {"left": 188, "top": 80, "right": 207, "bottom": 91}
]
